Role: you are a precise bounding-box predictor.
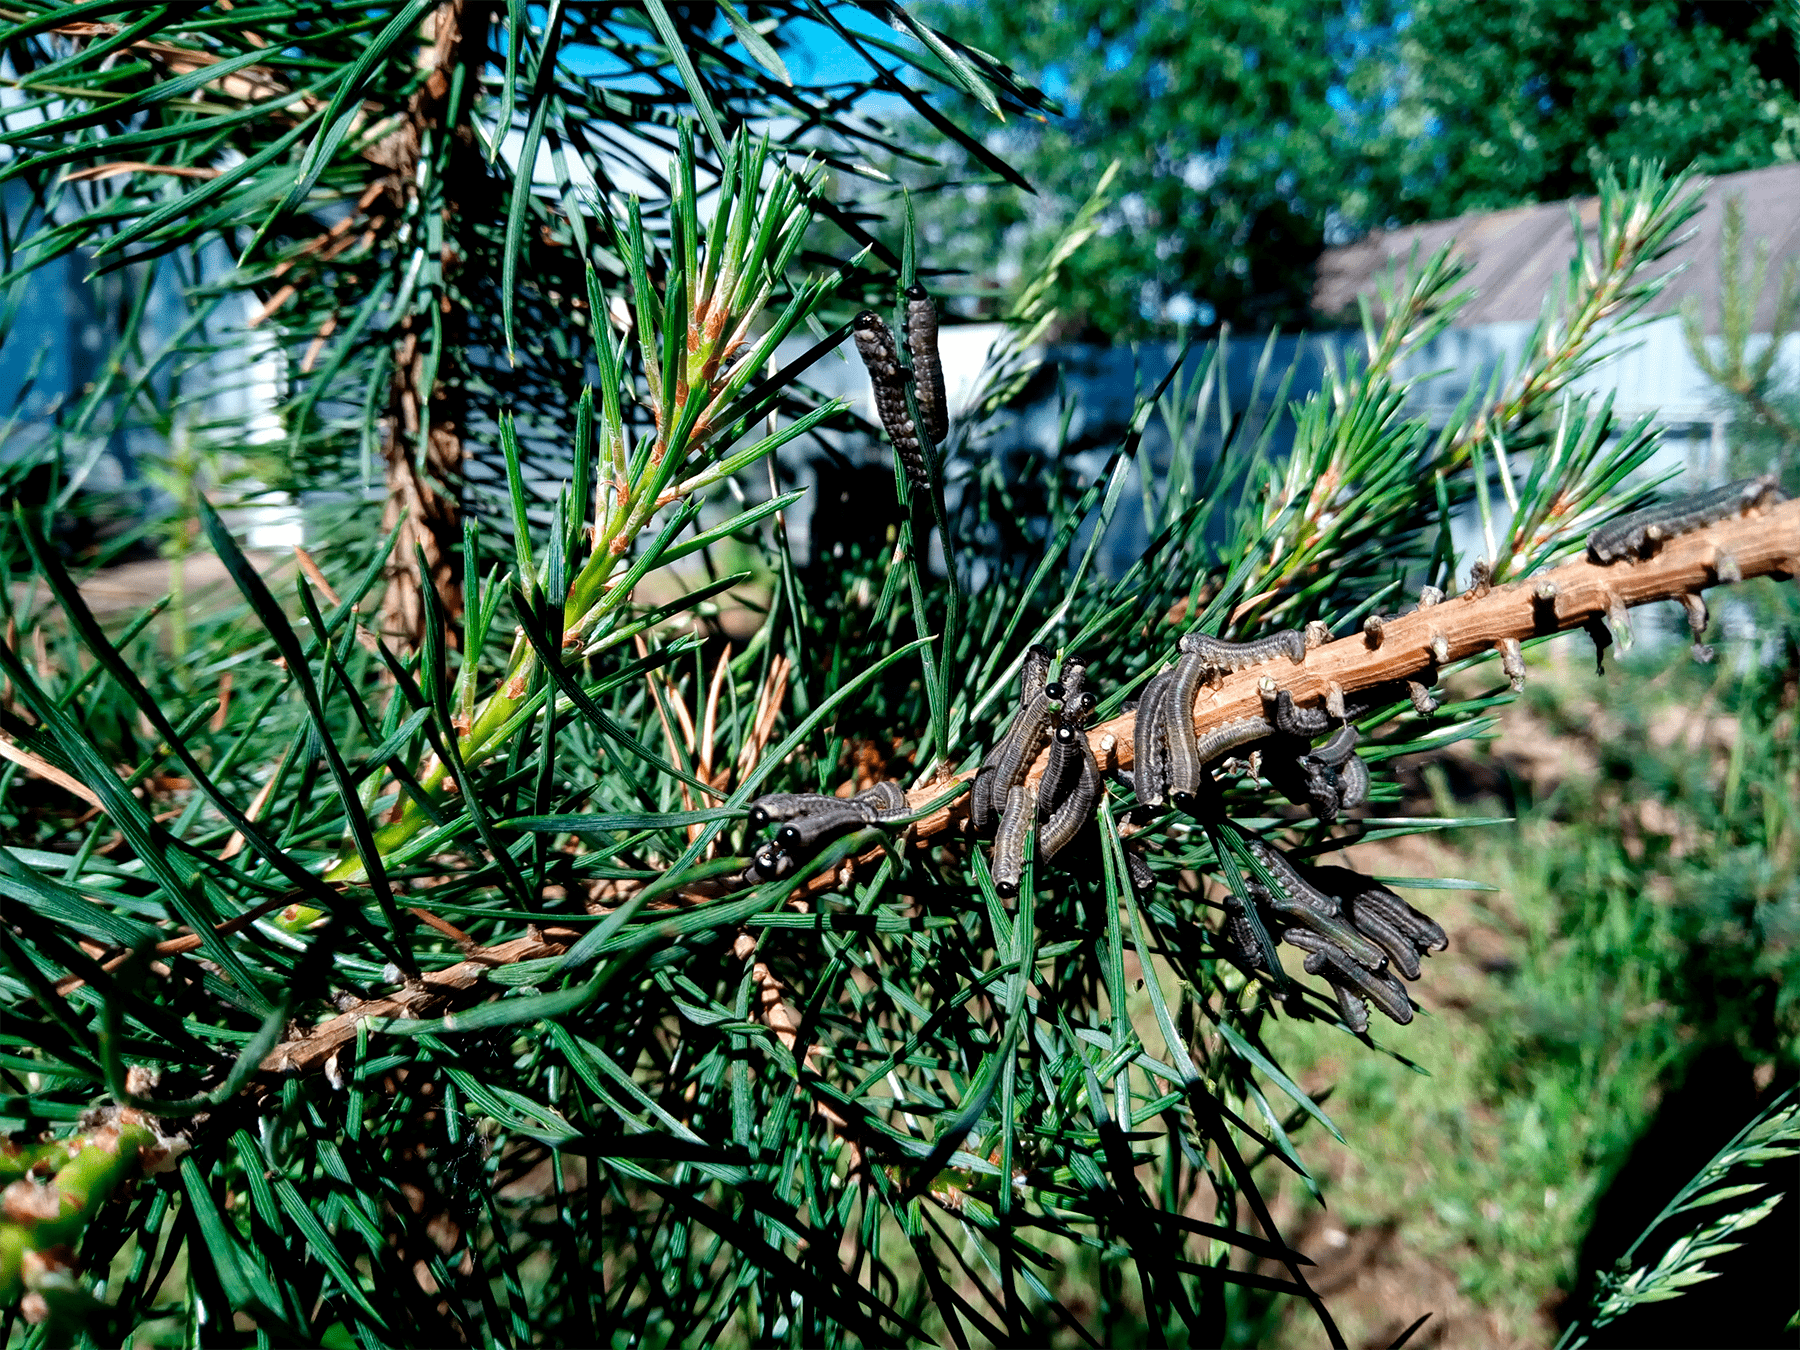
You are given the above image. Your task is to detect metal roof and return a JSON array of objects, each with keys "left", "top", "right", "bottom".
[{"left": 1314, "top": 163, "right": 1800, "bottom": 333}]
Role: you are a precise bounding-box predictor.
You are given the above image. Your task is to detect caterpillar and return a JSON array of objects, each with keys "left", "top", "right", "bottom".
[
  {"left": 1162, "top": 634, "right": 1215, "bottom": 806},
  {"left": 747, "top": 793, "right": 826, "bottom": 831},
  {"left": 751, "top": 781, "right": 913, "bottom": 855},
  {"left": 1282, "top": 928, "right": 1415, "bottom": 1029},
  {"left": 1038, "top": 721, "right": 1101, "bottom": 860},
  {"left": 1588, "top": 474, "right": 1787, "bottom": 564},
  {"left": 1186, "top": 630, "right": 1307, "bottom": 683},
  {"left": 1336, "top": 752, "right": 1371, "bottom": 810},
  {"left": 971, "top": 645, "right": 1055, "bottom": 836},
  {"left": 1130, "top": 666, "right": 1178, "bottom": 808},
  {"left": 852, "top": 310, "right": 931, "bottom": 487},
  {"left": 903, "top": 283, "right": 949, "bottom": 447},
  {"left": 992, "top": 784, "right": 1033, "bottom": 899},
  {"left": 1307, "top": 866, "right": 1448, "bottom": 956}
]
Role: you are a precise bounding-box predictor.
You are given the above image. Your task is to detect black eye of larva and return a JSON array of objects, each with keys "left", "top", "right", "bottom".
[
  {"left": 778, "top": 825, "right": 802, "bottom": 849},
  {"left": 904, "top": 282, "right": 928, "bottom": 300},
  {"left": 1056, "top": 725, "right": 1076, "bottom": 744},
  {"left": 1044, "top": 681, "right": 1065, "bottom": 701},
  {"left": 853, "top": 310, "right": 885, "bottom": 331}
]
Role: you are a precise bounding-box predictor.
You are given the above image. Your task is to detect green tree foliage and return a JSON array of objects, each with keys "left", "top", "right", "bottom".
[
  {"left": 917, "top": 0, "right": 1386, "bottom": 335},
  {"left": 1682, "top": 194, "right": 1800, "bottom": 489},
  {"left": 918, "top": 0, "right": 1800, "bottom": 333},
  {"left": 1361, "top": 0, "right": 1800, "bottom": 226}
]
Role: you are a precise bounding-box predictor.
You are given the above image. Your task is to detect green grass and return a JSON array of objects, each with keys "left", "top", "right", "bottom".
[{"left": 1255, "top": 611, "right": 1799, "bottom": 1347}]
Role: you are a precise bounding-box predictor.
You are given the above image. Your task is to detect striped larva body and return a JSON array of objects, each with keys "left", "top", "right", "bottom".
[
  {"left": 1036, "top": 711, "right": 1087, "bottom": 823},
  {"left": 1220, "top": 894, "right": 1272, "bottom": 973},
  {"left": 1243, "top": 839, "right": 1338, "bottom": 916},
  {"left": 778, "top": 802, "right": 870, "bottom": 852},
  {"left": 1337, "top": 752, "right": 1371, "bottom": 810},
  {"left": 1308, "top": 724, "right": 1359, "bottom": 768},
  {"left": 757, "top": 781, "right": 911, "bottom": 854},
  {"left": 1244, "top": 839, "right": 1393, "bottom": 971},
  {"left": 903, "top": 283, "right": 949, "bottom": 446},
  {"left": 1187, "top": 629, "right": 1307, "bottom": 684},
  {"left": 1030, "top": 666, "right": 1098, "bottom": 853},
  {"left": 1327, "top": 980, "right": 1374, "bottom": 1034},
  {"left": 1194, "top": 715, "right": 1276, "bottom": 767},
  {"left": 986, "top": 677, "right": 1056, "bottom": 820},
  {"left": 1343, "top": 903, "right": 1421, "bottom": 979},
  {"left": 1308, "top": 866, "right": 1449, "bottom": 957},
  {"left": 1242, "top": 868, "right": 1389, "bottom": 972},
  {"left": 853, "top": 780, "right": 910, "bottom": 822},
  {"left": 972, "top": 645, "right": 1053, "bottom": 836},
  {"left": 1587, "top": 474, "right": 1787, "bottom": 564},
  {"left": 1257, "top": 888, "right": 1391, "bottom": 977},
  {"left": 852, "top": 310, "right": 930, "bottom": 487},
  {"left": 748, "top": 792, "right": 827, "bottom": 831},
  {"left": 1044, "top": 653, "right": 1089, "bottom": 709},
  {"left": 1163, "top": 634, "right": 1213, "bottom": 805},
  {"left": 1282, "top": 928, "right": 1415, "bottom": 1028},
  {"left": 1038, "top": 722, "right": 1101, "bottom": 859},
  {"left": 1271, "top": 689, "right": 1333, "bottom": 738},
  {"left": 1132, "top": 667, "right": 1177, "bottom": 807},
  {"left": 992, "top": 784, "right": 1033, "bottom": 898}
]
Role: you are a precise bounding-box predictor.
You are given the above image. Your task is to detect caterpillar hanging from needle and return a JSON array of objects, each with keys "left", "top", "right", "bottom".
[
  {"left": 852, "top": 283, "right": 948, "bottom": 489},
  {"left": 903, "top": 284, "right": 949, "bottom": 447}
]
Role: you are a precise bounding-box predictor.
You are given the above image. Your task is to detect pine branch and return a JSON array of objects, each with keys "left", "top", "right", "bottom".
[
  {"left": 236, "top": 498, "right": 1796, "bottom": 1054},
  {"left": 882, "top": 499, "right": 1797, "bottom": 846},
  {"left": 261, "top": 930, "right": 576, "bottom": 1075}
]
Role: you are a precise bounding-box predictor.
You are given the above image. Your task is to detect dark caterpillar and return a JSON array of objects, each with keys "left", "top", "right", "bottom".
[
  {"left": 1038, "top": 718, "right": 1101, "bottom": 860},
  {"left": 1131, "top": 666, "right": 1177, "bottom": 808},
  {"left": 1036, "top": 694, "right": 1096, "bottom": 824},
  {"left": 1187, "top": 630, "right": 1307, "bottom": 682},
  {"left": 903, "top": 283, "right": 949, "bottom": 447},
  {"left": 1587, "top": 474, "right": 1786, "bottom": 564},
  {"left": 747, "top": 781, "right": 912, "bottom": 856},
  {"left": 777, "top": 799, "right": 871, "bottom": 851},
  {"left": 1243, "top": 840, "right": 1390, "bottom": 971},
  {"left": 992, "top": 784, "right": 1032, "bottom": 898},
  {"left": 747, "top": 793, "right": 825, "bottom": 831},
  {"left": 1163, "top": 634, "right": 1214, "bottom": 807},
  {"left": 852, "top": 310, "right": 930, "bottom": 487},
  {"left": 971, "top": 645, "right": 1055, "bottom": 837},
  {"left": 1306, "top": 866, "right": 1448, "bottom": 959},
  {"left": 1281, "top": 928, "right": 1415, "bottom": 1030}
]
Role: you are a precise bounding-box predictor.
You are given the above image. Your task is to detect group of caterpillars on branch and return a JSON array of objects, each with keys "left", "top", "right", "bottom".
[
  {"left": 969, "top": 646, "right": 1104, "bottom": 898},
  {"left": 732, "top": 782, "right": 910, "bottom": 886},
  {"left": 973, "top": 625, "right": 1440, "bottom": 1029},
  {"left": 740, "top": 318, "right": 1794, "bottom": 1035}
]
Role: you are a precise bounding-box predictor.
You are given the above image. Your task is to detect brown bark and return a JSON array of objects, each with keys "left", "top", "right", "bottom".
[
  {"left": 378, "top": 1, "right": 494, "bottom": 645},
  {"left": 902, "top": 496, "right": 1800, "bottom": 840},
  {"left": 264, "top": 931, "right": 575, "bottom": 1075}
]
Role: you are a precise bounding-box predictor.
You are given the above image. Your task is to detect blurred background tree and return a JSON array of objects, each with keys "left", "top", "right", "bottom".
[{"left": 914, "top": 0, "right": 1800, "bottom": 334}]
